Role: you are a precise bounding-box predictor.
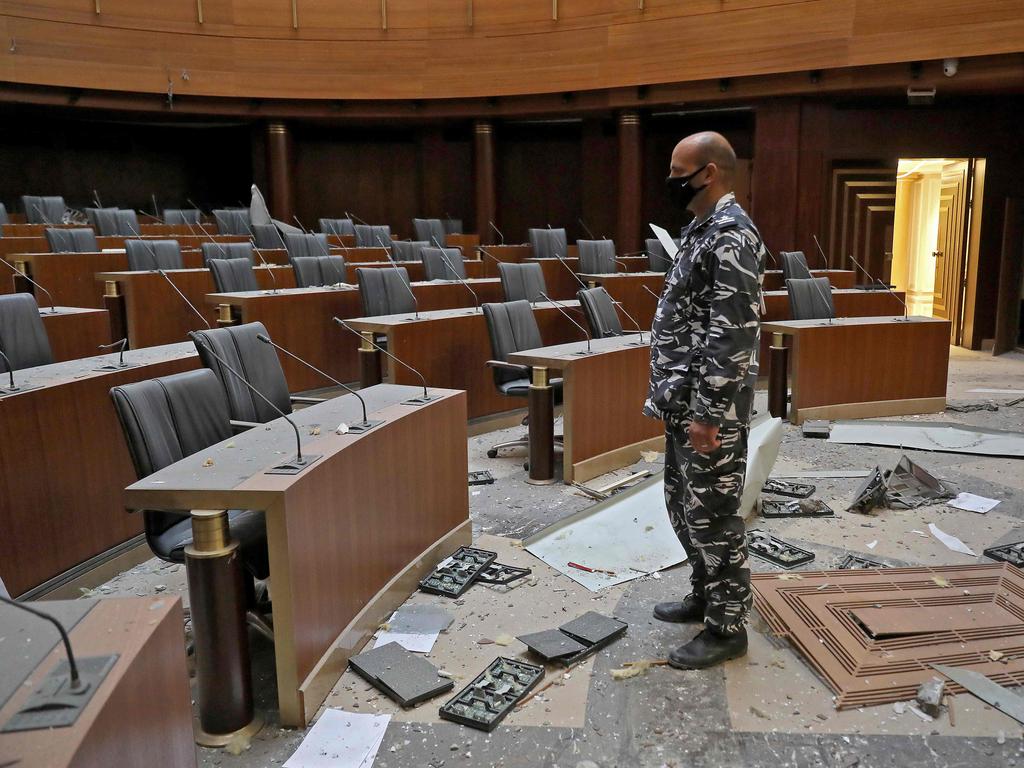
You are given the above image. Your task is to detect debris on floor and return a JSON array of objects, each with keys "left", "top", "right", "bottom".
[
  {"left": 373, "top": 605, "right": 454, "bottom": 653},
  {"left": 928, "top": 523, "right": 978, "bottom": 556},
  {"left": 985, "top": 540, "right": 1024, "bottom": 567},
  {"left": 438, "top": 657, "right": 545, "bottom": 731},
  {"left": 828, "top": 421, "right": 1024, "bottom": 458},
  {"left": 848, "top": 455, "right": 955, "bottom": 514},
  {"left": 948, "top": 492, "right": 1001, "bottom": 514},
  {"left": 762, "top": 478, "right": 816, "bottom": 498},
  {"left": 761, "top": 498, "right": 834, "bottom": 519},
  {"left": 518, "top": 611, "right": 627, "bottom": 666},
  {"left": 932, "top": 664, "right": 1024, "bottom": 726},
  {"left": 802, "top": 419, "right": 832, "bottom": 439},
  {"left": 747, "top": 530, "right": 815, "bottom": 568},
  {"left": 283, "top": 710, "right": 390, "bottom": 768},
  {"left": 468, "top": 470, "right": 495, "bottom": 486},
  {"left": 419, "top": 547, "right": 497, "bottom": 597},
  {"left": 349, "top": 642, "right": 454, "bottom": 707},
  {"left": 836, "top": 553, "right": 887, "bottom": 570},
  {"left": 916, "top": 677, "right": 945, "bottom": 718}
]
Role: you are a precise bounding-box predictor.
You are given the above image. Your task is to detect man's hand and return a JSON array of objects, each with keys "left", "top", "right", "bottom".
[{"left": 689, "top": 420, "right": 721, "bottom": 454}]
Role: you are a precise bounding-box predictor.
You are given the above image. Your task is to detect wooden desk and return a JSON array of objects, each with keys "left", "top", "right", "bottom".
[
  {"left": 123, "top": 384, "right": 469, "bottom": 727},
  {"left": 0, "top": 343, "right": 199, "bottom": 597},
  {"left": 0, "top": 234, "right": 250, "bottom": 258},
  {"left": 206, "top": 278, "right": 505, "bottom": 391},
  {"left": 346, "top": 301, "right": 581, "bottom": 419},
  {"left": 40, "top": 306, "right": 112, "bottom": 362},
  {"left": 508, "top": 335, "right": 660, "bottom": 484},
  {"left": 97, "top": 266, "right": 293, "bottom": 350},
  {"left": 474, "top": 244, "right": 581, "bottom": 277},
  {"left": 762, "top": 316, "right": 950, "bottom": 424},
  {"left": 527, "top": 256, "right": 649, "bottom": 302},
  {"left": 0, "top": 597, "right": 195, "bottom": 768},
  {"left": 763, "top": 269, "right": 855, "bottom": 291},
  {"left": 344, "top": 259, "right": 484, "bottom": 284},
  {"left": 578, "top": 271, "right": 665, "bottom": 327}
]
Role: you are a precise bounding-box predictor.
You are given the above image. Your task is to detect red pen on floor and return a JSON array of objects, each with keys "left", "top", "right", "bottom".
[{"left": 568, "top": 561, "right": 616, "bottom": 576}]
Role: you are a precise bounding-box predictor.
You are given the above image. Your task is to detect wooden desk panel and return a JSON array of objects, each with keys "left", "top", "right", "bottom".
[
  {"left": 0, "top": 343, "right": 199, "bottom": 596},
  {"left": 527, "top": 256, "right": 650, "bottom": 302},
  {"left": 124, "top": 385, "right": 469, "bottom": 726},
  {"left": 0, "top": 234, "right": 250, "bottom": 258},
  {"left": 762, "top": 316, "right": 950, "bottom": 424},
  {"left": 344, "top": 260, "right": 484, "bottom": 284},
  {"left": 763, "top": 269, "right": 855, "bottom": 291},
  {"left": 40, "top": 307, "right": 112, "bottom": 362},
  {"left": 578, "top": 271, "right": 665, "bottom": 328},
  {"left": 0, "top": 598, "right": 196, "bottom": 768},
  {"left": 509, "top": 336, "right": 661, "bottom": 483}
]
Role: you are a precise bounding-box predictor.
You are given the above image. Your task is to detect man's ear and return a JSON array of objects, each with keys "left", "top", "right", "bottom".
[{"left": 704, "top": 162, "right": 719, "bottom": 183}]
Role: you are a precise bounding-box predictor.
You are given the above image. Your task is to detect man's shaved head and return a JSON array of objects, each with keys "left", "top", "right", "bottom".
[{"left": 671, "top": 131, "right": 737, "bottom": 183}]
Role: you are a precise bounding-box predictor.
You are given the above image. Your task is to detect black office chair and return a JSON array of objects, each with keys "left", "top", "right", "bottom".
[
  {"left": 284, "top": 232, "right": 330, "bottom": 259},
  {"left": 85, "top": 207, "right": 119, "bottom": 234},
  {"left": 646, "top": 238, "right": 677, "bottom": 273},
  {"left": 786, "top": 277, "right": 835, "bottom": 321},
  {"left": 421, "top": 247, "right": 466, "bottom": 281},
  {"left": 291, "top": 255, "right": 347, "bottom": 288},
  {"left": 354, "top": 224, "right": 392, "bottom": 248},
  {"left": 125, "top": 239, "right": 183, "bottom": 271},
  {"left": 577, "top": 239, "right": 617, "bottom": 274},
  {"left": 413, "top": 218, "right": 447, "bottom": 245},
  {"left": 391, "top": 240, "right": 429, "bottom": 262},
  {"left": 319, "top": 218, "right": 356, "bottom": 237},
  {"left": 482, "top": 300, "right": 564, "bottom": 460},
  {"left": 781, "top": 251, "right": 813, "bottom": 283},
  {"left": 202, "top": 241, "right": 254, "bottom": 266},
  {"left": 163, "top": 209, "right": 201, "bottom": 225},
  {"left": 45, "top": 227, "right": 98, "bottom": 253},
  {"left": 528, "top": 227, "right": 567, "bottom": 259},
  {"left": 191, "top": 322, "right": 324, "bottom": 426},
  {"left": 498, "top": 262, "right": 547, "bottom": 303},
  {"left": 23, "top": 195, "right": 66, "bottom": 224},
  {"left": 209, "top": 257, "right": 260, "bottom": 293},
  {"left": 252, "top": 223, "right": 286, "bottom": 250},
  {"left": 0, "top": 293, "right": 54, "bottom": 370},
  {"left": 357, "top": 266, "right": 416, "bottom": 316},
  {"left": 577, "top": 286, "right": 624, "bottom": 338},
  {"left": 213, "top": 209, "right": 252, "bottom": 236}
]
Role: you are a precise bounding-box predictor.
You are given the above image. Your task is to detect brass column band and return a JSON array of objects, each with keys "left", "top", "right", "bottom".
[
  {"left": 474, "top": 123, "right": 493, "bottom": 135},
  {"left": 218, "top": 304, "right": 233, "bottom": 323},
  {"left": 104, "top": 280, "right": 121, "bottom": 298},
  {"left": 531, "top": 366, "right": 549, "bottom": 388},
  {"left": 619, "top": 113, "right": 641, "bottom": 125},
  {"left": 268, "top": 124, "right": 288, "bottom": 134},
  {"left": 360, "top": 331, "right": 376, "bottom": 351}
]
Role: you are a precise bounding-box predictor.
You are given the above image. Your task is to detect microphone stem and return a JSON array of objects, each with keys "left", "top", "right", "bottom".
[
  {"left": 334, "top": 318, "right": 429, "bottom": 400},
  {"left": 540, "top": 292, "right": 591, "bottom": 352},
  {"left": 157, "top": 270, "right": 211, "bottom": 329},
  {"left": 0, "top": 595, "right": 81, "bottom": 688},
  {"left": 0, "top": 348, "right": 15, "bottom": 389}
]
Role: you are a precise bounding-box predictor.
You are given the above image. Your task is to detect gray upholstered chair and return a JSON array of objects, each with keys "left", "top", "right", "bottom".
[
  {"left": 209, "top": 258, "right": 259, "bottom": 293},
  {"left": 413, "top": 218, "right": 446, "bottom": 245},
  {"left": 85, "top": 207, "right": 118, "bottom": 232},
  {"left": 577, "top": 239, "right": 617, "bottom": 274},
  {"left": 442, "top": 218, "right": 463, "bottom": 235},
  {"left": 45, "top": 227, "right": 98, "bottom": 253},
  {"left": 291, "top": 255, "right": 347, "bottom": 288},
  {"left": 646, "top": 237, "right": 677, "bottom": 272},
  {"left": 125, "top": 239, "right": 183, "bottom": 271},
  {"left": 0, "top": 293, "right": 54, "bottom": 371},
  {"left": 213, "top": 209, "right": 252, "bottom": 236},
  {"left": 202, "top": 241, "right": 253, "bottom": 266},
  {"left": 116, "top": 209, "right": 140, "bottom": 236},
  {"left": 354, "top": 224, "right": 392, "bottom": 248},
  {"left": 577, "top": 286, "right": 624, "bottom": 338},
  {"left": 390, "top": 240, "right": 429, "bottom": 263},
  {"left": 252, "top": 223, "right": 286, "bottom": 250},
  {"left": 781, "top": 251, "right": 813, "bottom": 283},
  {"left": 23, "top": 196, "right": 66, "bottom": 224},
  {"left": 786, "top": 277, "right": 835, "bottom": 321},
  {"left": 356, "top": 267, "right": 415, "bottom": 316},
  {"left": 284, "top": 232, "right": 330, "bottom": 259},
  {"left": 528, "top": 228, "right": 568, "bottom": 259},
  {"left": 319, "top": 218, "right": 356, "bottom": 237},
  {"left": 163, "top": 209, "right": 202, "bottom": 225},
  {"left": 482, "top": 300, "right": 563, "bottom": 459},
  {"left": 421, "top": 247, "right": 466, "bottom": 281},
  {"left": 0, "top": 202, "right": 8, "bottom": 225},
  {"left": 498, "top": 262, "right": 547, "bottom": 303},
  {"left": 109, "top": 368, "right": 269, "bottom": 579}
]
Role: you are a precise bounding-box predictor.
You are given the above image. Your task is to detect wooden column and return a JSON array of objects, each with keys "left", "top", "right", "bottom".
[
  {"left": 994, "top": 198, "right": 1024, "bottom": 355},
  {"left": 474, "top": 120, "right": 496, "bottom": 244},
  {"left": 617, "top": 110, "right": 643, "bottom": 254},
  {"left": 266, "top": 121, "right": 294, "bottom": 223},
  {"left": 751, "top": 101, "right": 801, "bottom": 254}
]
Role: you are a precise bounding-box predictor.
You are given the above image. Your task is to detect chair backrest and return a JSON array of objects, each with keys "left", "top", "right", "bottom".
[
  {"left": 252, "top": 223, "right": 286, "bottom": 249},
  {"left": 0, "top": 293, "right": 53, "bottom": 370},
  {"left": 116, "top": 209, "right": 140, "bottom": 236},
  {"left": 577, "top": 239, "right": 617, "bottom": 274},
  {"left": 213, "top": 209, "right": 252, "bottom": 236},
  {"left": 528, "top": 228, "right": 568, "bottom": 259},
  {"left": 208, "top": 257, "right": 259, "bottom": 293},
  {"left": 357, "top": 266, "right": 415, "bottom": 316},
  {"left": 354, "top": 224, "right": 392, "bottom": 248},
  {"left": 125, "top": 239, "right": 183, "bottom": 271},
  {"left": 201, "top": 241, "right": 253, "bottom": 266},
  {"left": 191, "top": 322, "right": 293, "bottom": 423},
  {"left": 577, "top": 286, "right": 624, "bottom": 338},
  {"left": 413, "top": 218, "right": 446, "bottom": 245},
  {"left": 442, "top": 218, "right": 463, "bottom": 235},
  {"left": 646, "top": 237, "right": 676, "bottom": 272},
  {"left": 497, "top": 262, "right": 547, "bottom": 303},
  {"left": 110, "top": 368, "right": 233, "bottom": 541},
  {"left": 284, "top": 232, "right": 330, "bottom": 259},
  {"left": 781, "top": 251, "right": 813, "bottom": 283},
  {"left": 786, "top": 277, "right": 835, "bottom": 321},
  {"left": 85, "top": 206, "right": 116, "bottom": 229},
  {"left": 391, "top": 240, "right": 429, "bottom": 262},
  {"left": 290, "top": 255, "right": 347, "bottom": 288},
  {"left": 319, "top": 218, "right": 355, "bottom": 236},
  {"left": 0, "top": 202, "right": 8, "bottom": 225},
  {"left": 421, "top": 247, "right": 466, "bottom": 281},
  {"left": 23, "top": 196, "right": 66, "bottom": 224},
  {"left": 45, "top": 227, "right": 98, "bottom": 253},
  {"left": 482, "top": 300, "right": 544, "bottom": 387},
  {"left": 163, "top": 209, "right": 201, "bottom": 225}
]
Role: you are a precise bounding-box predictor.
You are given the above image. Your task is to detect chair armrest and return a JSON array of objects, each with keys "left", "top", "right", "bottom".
[
  {"left": 290, "top": 395, "right": 327, "bottom": 405},
  {"left": 486, "top": 359, "right": 530, "bottom": 376},
  {"left": 230, "top": 419, "right": 262, "bottom": 432}
]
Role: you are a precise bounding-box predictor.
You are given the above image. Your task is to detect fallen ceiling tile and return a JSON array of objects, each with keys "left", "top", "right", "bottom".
[{"left": 828, "top": 421, "right": 1024, "bottom": 458}]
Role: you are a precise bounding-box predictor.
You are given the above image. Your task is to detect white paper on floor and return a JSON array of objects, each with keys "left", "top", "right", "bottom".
[
  {"left": 283, "top": 710, "right": 390, "bottom": 768},
  {"left": 948, "top": 492, "right": 1001, "bottom": 514},
  {"left": 928, "top": 523, "right": 978, "bottom": 556},
  {"left": 373, "top": 605, "right": 453, "bottom": 653},
  {"left": 968, "top": 388, "right": 1024, "bottom": 395},
  {"left": 828, "top": 421, "right": 1024, "bottom": 458}
]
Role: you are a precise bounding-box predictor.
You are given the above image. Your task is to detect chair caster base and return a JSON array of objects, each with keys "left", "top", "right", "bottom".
[{"left": 487, "top": 449, "right": 499, "bottom": 458}]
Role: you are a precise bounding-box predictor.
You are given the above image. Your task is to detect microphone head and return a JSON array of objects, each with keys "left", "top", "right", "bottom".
[{"left": 256, "top": 333, "right": 271, "bottom": 344}]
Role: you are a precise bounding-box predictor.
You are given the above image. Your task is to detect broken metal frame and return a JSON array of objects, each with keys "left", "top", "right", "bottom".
[{"left": 747, "top": 530, "right": 815, "bottom": 569}]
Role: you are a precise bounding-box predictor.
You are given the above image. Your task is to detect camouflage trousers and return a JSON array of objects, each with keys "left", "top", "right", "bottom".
[{"left": 663, "top": 385, "right": 754, "bottom": 636}]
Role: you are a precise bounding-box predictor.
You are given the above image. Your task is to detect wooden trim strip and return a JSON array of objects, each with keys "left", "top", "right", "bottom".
[{"left": 571, "top": 435, "right": 663, "bottom": 485}]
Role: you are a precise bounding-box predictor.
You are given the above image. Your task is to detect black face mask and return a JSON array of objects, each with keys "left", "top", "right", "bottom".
[{"left": 665, "top": 164, "right": 709, "bottom": 211}]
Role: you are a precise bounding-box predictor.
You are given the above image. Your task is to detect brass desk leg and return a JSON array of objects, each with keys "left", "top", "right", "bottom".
[
  {"left": 216, "top": 304, "right": 237, "bottom": 327},
  {"left": 527, "top": 366, "right": 556, "bottom": 485},
  {"left": 185, "top": 510, "right": 262, "bottom": 747},
  {"left": 103, "top": 282, "right": 128, "bottom": 347},
  {"left": 768, "top": 332, "right": 789, "bottom": 421},
  {"left": 359, "top": 331, "right": 383, "bottom": 387}
]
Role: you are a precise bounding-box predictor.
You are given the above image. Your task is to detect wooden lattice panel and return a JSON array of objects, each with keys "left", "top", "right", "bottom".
[{"left": 752, "top": 564, "right": 1024, "bottom": 709}]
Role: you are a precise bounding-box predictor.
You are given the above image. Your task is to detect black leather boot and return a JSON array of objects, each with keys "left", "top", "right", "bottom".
[
  {"left": 668, "top": 628, "right": 747, "bottom": 669},
  {"left": 653, "top": 594, "right": 706, "bottom": 623}
]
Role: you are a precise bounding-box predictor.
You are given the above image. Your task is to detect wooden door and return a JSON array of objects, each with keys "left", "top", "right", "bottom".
[{"left": 932, "top": 161, "right": 972, "bottom": 344}]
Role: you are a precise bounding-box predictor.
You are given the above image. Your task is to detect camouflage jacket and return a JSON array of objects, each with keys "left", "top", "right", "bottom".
[{"left": 644, "top": 193, "right": 767, "bottom": 426}]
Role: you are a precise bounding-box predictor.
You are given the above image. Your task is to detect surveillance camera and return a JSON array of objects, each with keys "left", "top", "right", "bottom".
[{"left": 943, "top": 58, "right": 959, "bottom": 77}]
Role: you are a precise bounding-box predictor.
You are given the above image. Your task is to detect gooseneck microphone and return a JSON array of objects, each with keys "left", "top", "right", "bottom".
[
  {"left": 346, "top": 210, "right": 370, "bottom": 227},
  {"left": 248, "top": 239, "right": 279, "bottom": 294},
  {"left": 611, "top": 299, "right": 646, "bottom": 344},
  {"left": 98, "top": 338, "right": 129, "bottom": 368},
  {"left": 190, "top": 332, "right": 315, "bottom": 470},
  {"left": 488, "top": 221, "right": 505, "bottom": 245},
  {"left": 157, "top": 269, "right": 212, "bottom": 329},
  {"left": 255, "top": 333, "right": 380, "bottom": 432},
  {"left": 430, "top": 237, "right": 480, "bottom": 313},
  {"left": 811, "top": 234, "right": 830, "bottom": 269},
  {"left": 375, "top": 236, "right": 421, "bottom": 320},
  {"left": 539, "top": 292, "right": 593, "bottom": 354},
  {"left": 333, "top": 317, "right": 434, "bottom": 403},
  {"left": 552, "top": 251, "right": 588, "bottom": 290},
  {"left": 0, "top": 259, "right": 56, "bottom": 313},
  {"left": 0, "top": 348, "right": 18, "bottom": 391},
  {"left": 846, "top": 253, "right": 909, "bottom": 321},
  {"left": 641, "top": 284, "right": 663, "bottom": 303},
  {"left": 0, "top": 595, "right": 82, "bottom": 691}
]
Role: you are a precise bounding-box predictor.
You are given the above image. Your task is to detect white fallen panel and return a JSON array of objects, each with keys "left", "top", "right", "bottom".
[
  {"left": 284, "top": 710, "right": 390, "bottom": 768},
  {"left": 739, "top": 416, "right": 783, "bottom": 518},
  {"left": 828, "top": 421, "right": 1024, "bottom": 458},
  {"left": 968, "top": 388, "right": 1024, "bottom": 395}
]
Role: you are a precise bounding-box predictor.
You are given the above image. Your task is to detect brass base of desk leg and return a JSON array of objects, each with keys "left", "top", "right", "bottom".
[
  {"left": 527, "top": 366, "right": 555, "bottom": 483},
  {"left": 194, "top": 713, "right": 264, "bottom": 749},
  {"left": 526, "top": 476, "right": 558, "bottom": 486}
]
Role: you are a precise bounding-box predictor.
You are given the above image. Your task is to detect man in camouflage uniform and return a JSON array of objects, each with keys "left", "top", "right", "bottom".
[{"left": 644, "top": 131, "right": 767, "bottom": 669}]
